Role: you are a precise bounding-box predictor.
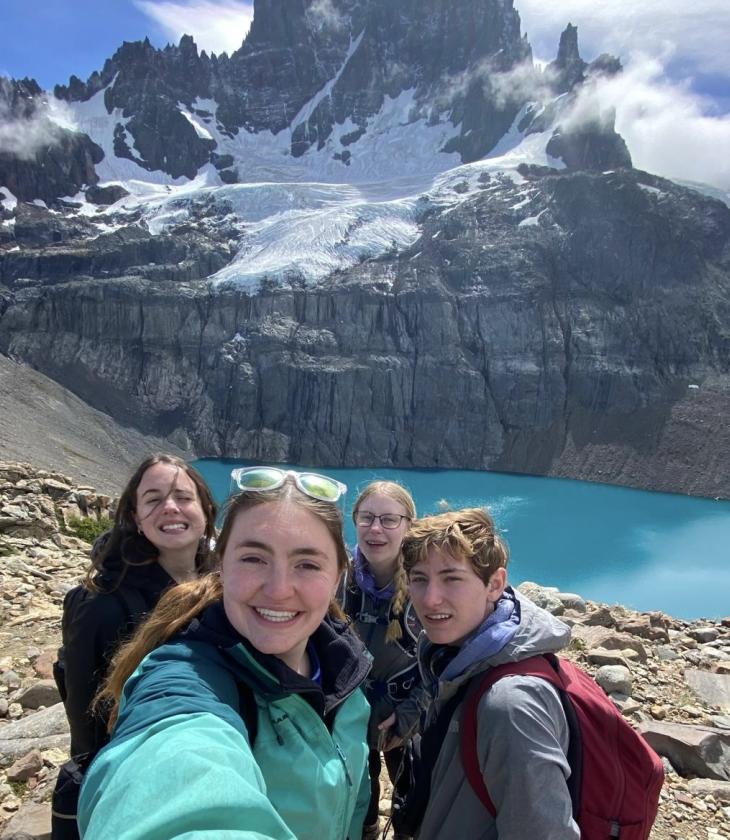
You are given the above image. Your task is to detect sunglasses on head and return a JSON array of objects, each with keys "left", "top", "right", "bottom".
[{"left": 231, "top": 466, "right": 347, "bottom": 503}]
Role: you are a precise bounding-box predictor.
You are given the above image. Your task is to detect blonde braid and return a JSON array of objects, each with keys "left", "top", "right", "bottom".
[{"left": 385, "top": 561, "right": 408, "bottom": 643}]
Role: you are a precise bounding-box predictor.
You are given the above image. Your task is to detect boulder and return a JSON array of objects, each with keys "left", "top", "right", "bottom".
[
  {"left": 580, "top": 605, "right": 616, "bottom": 628},
  {"left": 595, "top": 665, "right": 632, "bottom": 697},
  {"left": 586, "top": 648, "right": 631, "bottom": 668},
  {"left": 570, "top": 625, "right": 648, "bottom": 661},
  {"left": 517, "top": 582, "right": 564, "bottom": 615},
  {"left": 688, "top": 626, "right": 720, "bottom": 643},
  {"left": 6, "top": 750, "right": 43, "bottom": 783},
  {"left": 684, "top": 669, "right": 730, "bottom": 712},
  {"left": 687, "top": 777, "right": 730, "bottom": 803},
  {"left": 0, "top": 703, "right": 69, "bottom": 763},
  {"left": 12, "top": 680, "right": 62, "bottom": 710},
  {"left": 638, "top": 721, "right": 730, "bottom": 780},
  {"left": 616, "top": 614, "right": 670, "bottom": 643},
  {"left": 0, "top": 801, "right": 51, "bottom": 840},
  {"left": 556, "top": 592, "right": 586, "bottom": 613}
]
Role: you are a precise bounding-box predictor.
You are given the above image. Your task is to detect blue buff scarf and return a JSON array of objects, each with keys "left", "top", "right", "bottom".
[
  {"left": 352, "top": 546, "right": 395, "bottom": 600},
  {"left": 440, "top": 587, "right": 521, "bottom": 682}
]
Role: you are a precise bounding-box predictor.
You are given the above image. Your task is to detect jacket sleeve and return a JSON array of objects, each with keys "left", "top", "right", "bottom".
[
  {"left": 477, "top": 676, "right": 580, "bottom": 840},
  {"left": 78, "top": 648, "right": 298, "bottom": 840},
  {"left": 62, "top": 592, "right": 130, "bottom": 757}
]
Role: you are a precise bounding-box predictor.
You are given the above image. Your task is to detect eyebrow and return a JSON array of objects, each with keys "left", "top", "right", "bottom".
[
  {"left": 232, "top": 540, "right": 328, "bottom": 558},
  {"left": 411, "top": 566, "right": 465, "bottom": 576}
]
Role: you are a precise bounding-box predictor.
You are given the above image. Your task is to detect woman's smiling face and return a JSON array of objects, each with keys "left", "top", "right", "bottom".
[
  {"left": 220, "top": 501, "right": 342, "bottom": 674},
  {"left": 134, "top": 462, "right": 206, "bottom": 556},
  {"left": 355, "top": 492, "right": 410, "bottom": 577}
]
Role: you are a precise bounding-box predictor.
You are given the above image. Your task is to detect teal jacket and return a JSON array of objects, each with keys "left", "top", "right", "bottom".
[{"left": 78, "top": 602, "right": 372, "bottom": 840}]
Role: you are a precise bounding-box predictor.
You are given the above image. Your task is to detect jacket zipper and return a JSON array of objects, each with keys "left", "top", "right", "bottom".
[{"left": 335, "top": 743, "right": 353, "bottom": 787}]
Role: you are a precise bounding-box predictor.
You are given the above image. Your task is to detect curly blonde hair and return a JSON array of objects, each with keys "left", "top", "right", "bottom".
[
  {"left": 353, "top": 480, "right": 416, "bottom": 643},
  {"left": 401, "top": 507, "right": 509, "bottom": 583}
]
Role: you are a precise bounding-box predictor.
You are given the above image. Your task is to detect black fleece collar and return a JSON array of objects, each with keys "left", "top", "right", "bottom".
[{"left": 182, "top": 600, "right": 371, "bottom": 717}]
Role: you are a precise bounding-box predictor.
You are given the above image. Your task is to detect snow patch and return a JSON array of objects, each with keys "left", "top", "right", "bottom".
[
  {"left": 638, "top": 183, "right": 666, "bottom": 198},
  {"left": 178, "top": 104, "right": 214, "bottom": 141},
  {"left": 518, "top": 208, "right": 547, "bottom": 227},
  {"left": 291, "top": 30, "right": 364, "bottom": 132},
  {"left": 1, "top": 188, "right": 18, "bottom": 211}
]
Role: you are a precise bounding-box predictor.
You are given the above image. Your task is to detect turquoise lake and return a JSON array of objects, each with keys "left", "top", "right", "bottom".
[{"left": 193, "top": 459, "right": 730, "bottom": 621}]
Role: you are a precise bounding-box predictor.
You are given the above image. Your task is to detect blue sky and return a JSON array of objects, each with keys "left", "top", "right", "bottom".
[
  {"left": 1, "top": 0, "right": 728, "bottom": 188},
  {"left": 0, "top": 0, "right": 254, "bottom": 89}
]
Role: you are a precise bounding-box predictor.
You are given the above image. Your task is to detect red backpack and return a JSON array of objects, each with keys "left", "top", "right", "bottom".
[{"left": 460, "top": 653, "right": 664, "bottom": 840}]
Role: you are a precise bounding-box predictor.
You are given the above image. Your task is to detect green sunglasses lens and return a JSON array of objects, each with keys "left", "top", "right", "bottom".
[
  {"left": 299, "top": 474, "right": 343, "bottom": 501},
  {"left": 236, "top": 468, "right": 282, "bottom": 489}
]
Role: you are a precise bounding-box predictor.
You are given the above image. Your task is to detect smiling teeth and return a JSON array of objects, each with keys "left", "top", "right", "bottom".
[
  {"left": 255, "top": 608, "right": 297, "bottom": 622},
  {"left": 161, "top": 523, "right": 186, "bottom": 532},
  {"left": 427, "top": 614, "right": 451, "bottom": 620}
]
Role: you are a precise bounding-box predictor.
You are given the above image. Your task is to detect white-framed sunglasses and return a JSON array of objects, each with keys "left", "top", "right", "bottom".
[{"left": 230, "top": 466, "right": 347, "bottom": 503}]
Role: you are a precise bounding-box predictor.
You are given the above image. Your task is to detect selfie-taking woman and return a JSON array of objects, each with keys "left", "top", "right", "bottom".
[{"left": 78, "top": 467, "right": 372, "bottom": 840}]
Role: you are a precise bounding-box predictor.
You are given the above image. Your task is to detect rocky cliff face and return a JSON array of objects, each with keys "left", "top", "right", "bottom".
[{"left": 1, "top": 166, "right": 728, "bottom": 496}]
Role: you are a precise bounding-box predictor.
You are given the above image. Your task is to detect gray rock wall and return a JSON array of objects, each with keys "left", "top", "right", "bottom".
[{"left": 1, "top": 169, "right": 729, "bottom": 497}]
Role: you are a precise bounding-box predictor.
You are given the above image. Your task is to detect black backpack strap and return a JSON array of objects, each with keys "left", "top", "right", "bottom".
[{"left": 111, "top": 585, "right": 149, "bottom": 627}]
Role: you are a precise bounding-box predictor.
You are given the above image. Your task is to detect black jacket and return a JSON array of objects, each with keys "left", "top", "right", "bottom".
[{"left": 61, "top": 562, "right": 176, "bottom": 757}]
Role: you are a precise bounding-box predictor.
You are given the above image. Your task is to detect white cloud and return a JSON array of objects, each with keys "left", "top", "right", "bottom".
[
  {"left": 305, "top": 0, "right": 346, "bottom": 32},
  {"left": 515, "top": 1, "right": 730, "bottom": 189},
  {"left": 134, "top": 0, "right": 254, "bottom": 56},
  {"left": 0, "top": 96, "right": 78, "bottom": 161},
  {"left": 559, "top": 55, "right": 730, "bottom": 190},
  {"left": 516, "top": 0, "right": 730, "bottom": 78}
]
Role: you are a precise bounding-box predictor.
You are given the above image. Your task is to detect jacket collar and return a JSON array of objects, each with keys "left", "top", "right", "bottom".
[{"left": 181, "top": 600, "right": 371, "bottom": 715}]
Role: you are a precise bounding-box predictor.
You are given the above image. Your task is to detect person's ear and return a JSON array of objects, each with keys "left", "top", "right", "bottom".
[{"left": 486, "top": 568, "right": 507, "bottom": 603}]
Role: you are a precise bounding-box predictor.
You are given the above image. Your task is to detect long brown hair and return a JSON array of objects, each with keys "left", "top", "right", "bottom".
[
  {"left": 353, "top": 480, "right": 416, "bottom": 643},
  {"left": 97, "top": 478, "right": 350, "bottom": 728},
  {"left": 84, "top": 454, "right": 217, "bottom": 591}
]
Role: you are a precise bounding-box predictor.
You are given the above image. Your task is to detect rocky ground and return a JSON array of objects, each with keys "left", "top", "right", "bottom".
[{"left": 0, "top": 461, "right": 729, "bottom": 840}]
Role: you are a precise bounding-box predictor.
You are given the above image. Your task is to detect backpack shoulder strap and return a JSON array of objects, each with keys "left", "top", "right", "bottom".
[
  {"left": 460, "top": 654, "right": 565, "bottom": 816},
  {"left": 112, "top": 585, "right": 149, "bottom": 626}
]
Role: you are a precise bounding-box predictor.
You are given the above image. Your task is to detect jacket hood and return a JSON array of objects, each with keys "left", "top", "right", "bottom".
[
  {"left": 419, "top": 588, "right": 571, "bottom": 702},
  {"left": 180, "top": 600, "right": 372, "bottom": 715}
]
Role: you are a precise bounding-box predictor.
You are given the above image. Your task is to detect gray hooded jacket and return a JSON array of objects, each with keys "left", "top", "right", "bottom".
[{"left": 415, "top": 589, "right": 581, "bottom": 840}]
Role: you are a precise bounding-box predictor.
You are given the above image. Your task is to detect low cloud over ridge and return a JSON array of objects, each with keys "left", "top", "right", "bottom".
[{"left": 134, "top": 0, "right": 254, "bottom": 55}]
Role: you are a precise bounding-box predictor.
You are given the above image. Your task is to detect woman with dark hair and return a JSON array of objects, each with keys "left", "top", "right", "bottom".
[
  {"left": 78, "top": 467, "right": 371, "bottom": 840},
  {"left": 59, "top": 453, "right": 217, "bottom": 760}
]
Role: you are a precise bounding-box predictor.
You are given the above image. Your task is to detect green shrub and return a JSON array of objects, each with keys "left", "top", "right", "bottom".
[{"left": 67, "top": 515, "right": 114, "bottom": 544}]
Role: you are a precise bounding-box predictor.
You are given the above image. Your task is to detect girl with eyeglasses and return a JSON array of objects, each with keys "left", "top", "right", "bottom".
[
  {"left": 78, "top": 467, "right": 372, "bottom": 840},
  {"left": 343, "top": 481, "right": 429, "bottom": 840}
]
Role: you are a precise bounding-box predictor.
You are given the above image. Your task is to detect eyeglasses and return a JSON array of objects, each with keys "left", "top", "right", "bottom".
[
  {"left": 355, "top": 512, "right": 411, "bottom": 530},
  {"left": 231, "top": 466, "right": 347, "bottom": 503}
]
